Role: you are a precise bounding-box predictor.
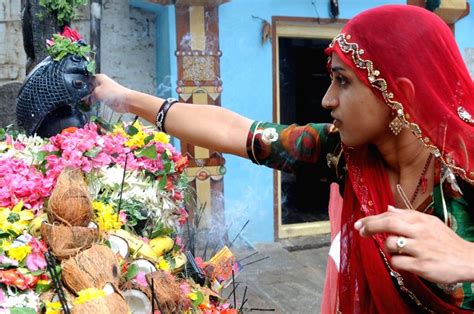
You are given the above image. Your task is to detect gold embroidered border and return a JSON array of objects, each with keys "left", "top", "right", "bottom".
[{"left": 329, "top": 33, "right": 474, "bottom": 184}]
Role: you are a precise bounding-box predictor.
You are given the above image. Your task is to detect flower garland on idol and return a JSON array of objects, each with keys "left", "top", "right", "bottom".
[{"left": 0, "top": 27, "right": 241, "bottom": 313}]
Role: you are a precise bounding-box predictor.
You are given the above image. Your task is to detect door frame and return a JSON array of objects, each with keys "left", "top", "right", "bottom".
[{"left": 271, "top": 17, "right": 346, "bottom": 239}]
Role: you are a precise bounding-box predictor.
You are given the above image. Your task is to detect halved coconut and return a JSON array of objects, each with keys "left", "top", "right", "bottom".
[
  {"left": 122, "top": 289, "right": 152, "bottom": 314},
  {"left": 107, "top": 235, "right": 129, "bottom": 259},
  {"left": 41, "top": 223, "right": 99, "bottom": 260},
  {"left": 61, "top": 245, "right": 120, "bottom": 293},
  {"left": 102, "top": 283, "right": 115, "bottom": 296},
  {"left": 130, "top": 259, "right": 156, "bottom": 274},
  {"left": 87, "top": 221, "right": 98, "bottom": 229}
]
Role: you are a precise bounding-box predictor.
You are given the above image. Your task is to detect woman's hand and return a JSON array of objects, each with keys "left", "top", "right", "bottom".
[
  {"left": 89, "top": 74, "right": 132, "bottom": 113},
  {"left": 354, "top": 206, "right": 474, "bottom": 284}
]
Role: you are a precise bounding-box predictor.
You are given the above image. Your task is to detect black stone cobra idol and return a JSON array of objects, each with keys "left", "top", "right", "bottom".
[{"left": 16, "top": 27, "right": 94, "bottom": 137}]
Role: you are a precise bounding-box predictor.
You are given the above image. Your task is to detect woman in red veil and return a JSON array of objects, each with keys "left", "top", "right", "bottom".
[{"left": 91, "top": 4, "right": 474, "bottom": 312}]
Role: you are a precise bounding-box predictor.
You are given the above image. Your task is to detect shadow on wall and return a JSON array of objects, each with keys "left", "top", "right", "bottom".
[{"left": 0, "top": 82, "right": 22, "bottom": 129}]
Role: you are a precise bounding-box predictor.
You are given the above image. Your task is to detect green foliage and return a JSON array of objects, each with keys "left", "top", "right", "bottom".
[
  {"left": 47, "top": 34, "right": 91, "bottom": 61},
  {"left": 39, "top": 0, "right": 88, "bottom": 26}
]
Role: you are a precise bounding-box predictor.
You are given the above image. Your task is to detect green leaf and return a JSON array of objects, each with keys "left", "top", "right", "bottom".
[
  {"left": 158, "top": 174, "right": 167, "bottom": 190},
  {"left": 144, "top": 134, "right": 154, "bottom": 145},
  {"left": 164, "top": 161, "right": 172, "bottom": 173},
  {"left": 191, "top": 291, "right": 204, "bottom": 307},
  {"left": 136, "top": 146, "right": 158, "bottom": 160},
  {"left": 84, "top": 147, "right": 102, "bottom": 158},
  {"left": 30, "top": 269, "right": 45, "bottom": 276},
  {"left": 126, "top": 125, "right": 139, "bottom": 136},
  {"left": 36, "top": 151, "right": 49, "bottom": 163},
  {"left": 35, "top": 283, "right": 51, "bottom": 294},
  {"left": 125, "top": 263, "right": 139, "bottom": 281},
  {"left": 86, "top": 60, "right": 96, "bottom": 75},
  {"left": 10, "top": 307, "right": 36, "bottom": 314},
  {"left": 161, "top": 152, "right": 170, "bottom": 162}
]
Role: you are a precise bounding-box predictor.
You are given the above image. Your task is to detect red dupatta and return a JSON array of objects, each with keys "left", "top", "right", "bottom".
[{"left": 325, "top": 5, "right": 474, "bottom": 313}]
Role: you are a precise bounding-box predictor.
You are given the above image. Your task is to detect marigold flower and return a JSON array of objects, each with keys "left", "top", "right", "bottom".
[
  {"left": 8, "top": 245, "right": 31, "bottom": 262},
  {"left": 73, "top": 288, "right": 106, "bottom": 305}
]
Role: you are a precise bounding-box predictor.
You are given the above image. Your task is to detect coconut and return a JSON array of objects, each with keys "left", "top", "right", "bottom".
[
  {"left": 61, "top": 245, "right": 120, "bottom": 293},
  {"left": 107, "top": 234, "right": 130, "bottom": 259},
  {"left": 41, "top": 223, "right": 99, "bottom": 260},
  {"left": 122, "top": 289, "right": 152, "bottom": 313},
  {"left": 130, "top": 259, "right": 156, "bottom": 274},
  {"left": 146, "top": 271, "right": 188, "bottom": 313},
  {"left": 71, "top": 292, "right": 128, "bottom": 314},
  {"left": 48, "top": 167, "right": 93, "bottom": 226}
]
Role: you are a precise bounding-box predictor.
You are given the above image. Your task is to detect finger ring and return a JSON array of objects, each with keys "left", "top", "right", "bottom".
[{"left": 396, "top": 236, "right": 407, "bottom": 254}]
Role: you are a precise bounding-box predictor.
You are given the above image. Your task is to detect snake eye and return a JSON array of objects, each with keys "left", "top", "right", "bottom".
[{"left": 73, "top": 79, "right": 85, "bottom": 89}]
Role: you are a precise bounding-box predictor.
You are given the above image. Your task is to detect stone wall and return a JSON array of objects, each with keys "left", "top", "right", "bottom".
[
  {"left": 0, "top": 0, "right": 26, "bottom": 83},
  {"left": 0, "top": 0, "right": 156, "bottom": 94},
  {"left": 101, "top": 1, "right": 157, "bottom": 95}
]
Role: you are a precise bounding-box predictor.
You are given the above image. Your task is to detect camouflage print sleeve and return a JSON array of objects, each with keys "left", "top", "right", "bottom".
[{"left": 246, "top": 121, "right": 342, "bottom": 180}]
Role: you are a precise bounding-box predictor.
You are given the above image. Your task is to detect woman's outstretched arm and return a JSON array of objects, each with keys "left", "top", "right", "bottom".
[{"left": 92, "top": 74, "right": 253, "bottom": 158}]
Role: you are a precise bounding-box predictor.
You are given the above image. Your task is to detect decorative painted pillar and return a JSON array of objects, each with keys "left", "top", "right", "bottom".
[{"left": 174, "top": 4, "right": 226, "bottom": 229}]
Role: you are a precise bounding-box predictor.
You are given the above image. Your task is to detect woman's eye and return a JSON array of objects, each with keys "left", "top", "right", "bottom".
[{"left": 336, "top": 75, "right": 348, "bottom": 86}]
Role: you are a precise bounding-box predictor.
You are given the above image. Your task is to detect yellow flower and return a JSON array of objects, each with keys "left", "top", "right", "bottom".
[
  {"left": 125, "top": 121, "right": 147, "bottom": 149},
  {"left": 73, "top": 288, "right": 106, "bottom": 305},
  {"left": 38, "top": 279, "right": 50, "bottom": 285},
  {"left": 45, "top": 301, "right": 62, "bottom": 314},
  {"left": 157, "top": 257, "right": 170, "bottom": 271},
  {"left": 92, "top": 201, "right": 123, "bottom": 231},
  {"left": 112, "top": 125, "right": 127, "bottom": 137},
  {"left": 187, "top": 292, "right": 198, "bottom": 301},
  {"left": 8, "top": 245, "right": 31, "bottom": 262},
  {"left": 153, "top": 131, "right": 170, "bottom": 144},
  {"left": 0, "top": 240, "right": 11, "bottom": 251},
  {"left": 0, "top": 201, "right": 34, "bottom": 235}
]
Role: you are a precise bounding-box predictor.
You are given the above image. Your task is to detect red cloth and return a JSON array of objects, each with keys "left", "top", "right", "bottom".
[
  {"left": 321, "top": 183, "right": 343, "bottom": 314},
  {"left": 323, "top": 5, "right": 474, "bottom": 313}
]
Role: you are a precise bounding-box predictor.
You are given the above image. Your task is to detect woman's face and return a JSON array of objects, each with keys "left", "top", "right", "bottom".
[{"left": 322, "top": 53, "right": 392, "bottom": 147}]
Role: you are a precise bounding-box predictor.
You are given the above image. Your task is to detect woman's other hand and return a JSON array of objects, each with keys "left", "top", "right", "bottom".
[
  {"left": 354, "top": 206, "right": 474, "bottom": 284},
  {"left": 90, "top": 74, "right": 131, "bottom": 113}
]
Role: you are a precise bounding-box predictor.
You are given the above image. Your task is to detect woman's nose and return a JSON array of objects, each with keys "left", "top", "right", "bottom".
[{"left": 322, "top": 92, "right": 338, "bottom": 110}]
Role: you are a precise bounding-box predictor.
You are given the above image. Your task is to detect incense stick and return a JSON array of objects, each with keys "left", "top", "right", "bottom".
[
  {"left": 229, "top": 219, "right": 250, "bottom": 247},
  {"left": 232, "top": 270, "right": 236, "bottom": 309},
  {"left": 239, "top": 286, "right": 248, "bottom": 311},
  {"left": 45, "top": 250, "right": 70, "bottom": 314},
  {"left": 237, "top": 251, "right": 258, "bottom": 263},
  {"left": 241, "top": 256, "right": 270, "bottom": 267}
]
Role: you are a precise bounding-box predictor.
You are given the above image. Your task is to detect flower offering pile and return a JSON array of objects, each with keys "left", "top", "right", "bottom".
[{"left": 0, "top": 120, "right": 239, "bottom": 313}]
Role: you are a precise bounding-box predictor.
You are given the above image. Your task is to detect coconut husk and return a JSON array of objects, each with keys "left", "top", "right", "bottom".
[
  {"left": 145, "top": 271, "right": 188, "bottom": 313},
  {"left": 41, "top": 223, "right": 99, "bottom": 260},
  {"left": 48, "top": 167, "right": 93, "bottom": 226},
  {"left": 120, "top": 280, "right": 151, "bottom": 299},
  {"left": 61, "top": 245, "right": 120, "bottom": 293},
  {"left": 71, "top": 293, "right": 128, "bottom": 314}
]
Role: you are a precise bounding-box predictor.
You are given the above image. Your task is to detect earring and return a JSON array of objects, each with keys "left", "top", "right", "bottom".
[{"left": 389, "top": 115, "right": 404, "bottom": 135}]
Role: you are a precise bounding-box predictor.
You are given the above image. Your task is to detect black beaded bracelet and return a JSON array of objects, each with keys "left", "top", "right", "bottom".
[{"left": 155, "top": 98, "right": 178, "bottom": 133}]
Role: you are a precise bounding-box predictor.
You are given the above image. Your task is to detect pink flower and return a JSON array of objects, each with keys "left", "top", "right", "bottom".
[
  {"left": 134, "top": 272, "right": 147, "bottom": 287},
  {"left": 26, "top": 252, "right": 47, "bottom": 272},
  {"left": 119, "top": 211, "right": 127, "bottom": 225},
  {"left": 178, "top": 208, "right": 189, "bottom": 226}
]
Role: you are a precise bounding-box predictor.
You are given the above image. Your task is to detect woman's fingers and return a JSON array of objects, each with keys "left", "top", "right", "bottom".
[
  {"left": 385, "top": 235, "right": 416, "bottom": 256},
  {"left": 355, "top": 209, "right": 417, "bottom": 238}
]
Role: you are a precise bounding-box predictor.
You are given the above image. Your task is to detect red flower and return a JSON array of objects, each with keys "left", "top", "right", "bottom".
[
  {"left": 174, "top": 156, "right": 189, "bottom": 173},
  {"left": 61, "top": 127, "right": 78, "bottom": 135},
  {"left": 60, "top": 26, "right": 82, "bottom": 42}
]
